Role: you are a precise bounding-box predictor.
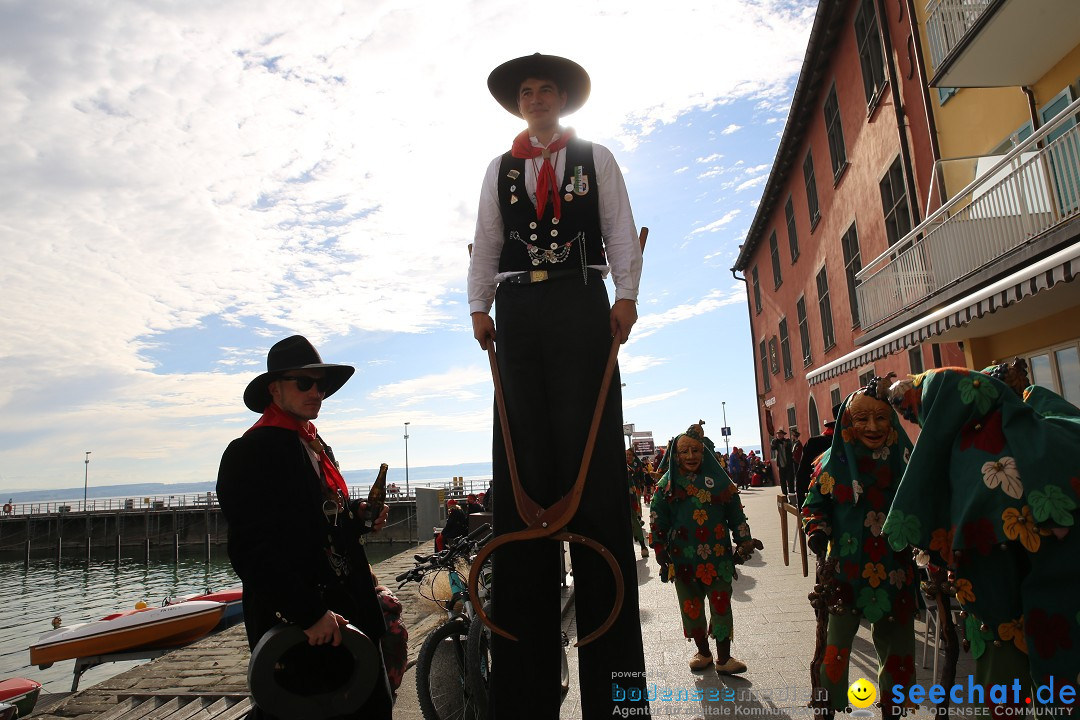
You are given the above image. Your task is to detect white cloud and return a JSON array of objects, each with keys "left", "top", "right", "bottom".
[
  {"left": 624, "top": 389, "right": 687, "bottom": 410},
  {"left": 721, "top": 124, "right": 742, "bottom": 135},
  {"left": 696, "top": 153, "right": 724, "bottom": 164},
  {"left": 631, "top": 286, "right": 748, "bottom": 341},
  {"left": 690, "top": 210, "right": 742, "bottom": 235}
]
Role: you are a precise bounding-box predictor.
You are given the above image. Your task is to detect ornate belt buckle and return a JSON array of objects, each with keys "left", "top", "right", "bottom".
[{"left": 530, "top": 270, "right": 548, "bottom": 283}]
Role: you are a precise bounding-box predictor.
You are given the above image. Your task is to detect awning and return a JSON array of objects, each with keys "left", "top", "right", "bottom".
[{"left": 806, "top": 241, "right": 1080, "bottom": 385}]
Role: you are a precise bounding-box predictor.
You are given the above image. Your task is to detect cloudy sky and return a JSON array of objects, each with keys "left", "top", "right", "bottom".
[{"left": 0, "top": 0, "right": 816, "bottom": 493}]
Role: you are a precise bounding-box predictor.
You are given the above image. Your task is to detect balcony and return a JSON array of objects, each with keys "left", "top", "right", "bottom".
[
  {"left": 856, "top": 97, "right": 1080, "bottom": 329},
  {"left": 926, "top": 0, "right": 1080, "bottom": 87}
]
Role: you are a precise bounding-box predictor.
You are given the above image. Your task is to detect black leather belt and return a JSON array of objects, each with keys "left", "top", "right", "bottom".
[{"left": 503, "top": 267, "right": 600, "bottom": 285}]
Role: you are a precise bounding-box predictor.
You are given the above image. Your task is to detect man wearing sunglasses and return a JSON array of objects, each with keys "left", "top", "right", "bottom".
[{"left": 217, "top": 335, "right": 393, "bottom": 719}]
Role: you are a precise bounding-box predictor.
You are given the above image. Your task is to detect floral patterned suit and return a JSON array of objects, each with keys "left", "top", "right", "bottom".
[
  {"left": 802, "top": 388, "right": 918, "bottom": 711},
  {"left": 650, "top": 435, "right": 753, "bottom": 643}
]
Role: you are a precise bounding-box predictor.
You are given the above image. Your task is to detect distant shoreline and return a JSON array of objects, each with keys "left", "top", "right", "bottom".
[{"left": 0, "top": 461, "right": 494, "bottom": 504}]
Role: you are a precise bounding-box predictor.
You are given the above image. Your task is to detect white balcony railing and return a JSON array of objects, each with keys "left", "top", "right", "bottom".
[
  {"left": 925, "top": 0, "right": 994, "bottom": 71},
  {"left": 856, "top": 95, "right": 1080, "bottom": 328}
]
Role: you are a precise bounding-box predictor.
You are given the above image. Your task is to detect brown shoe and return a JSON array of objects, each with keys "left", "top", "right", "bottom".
[
  {"left": 688, "top": 652, "right": 713, "bottom": 670},
  {"left": 715, "top": 657, "right": 748, "bottom": 675},
  {"left": 640, "top": 546, "right": 650, "bottom": 559}
]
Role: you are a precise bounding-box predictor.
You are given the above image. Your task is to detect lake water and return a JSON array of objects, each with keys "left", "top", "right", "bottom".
[{"left": 0, "top": 543, "right": 400, "bottom": 695}]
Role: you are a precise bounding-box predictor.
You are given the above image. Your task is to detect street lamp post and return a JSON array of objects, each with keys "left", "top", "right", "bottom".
[
  {"left": 403, "top": 423, "right": 411, "bottom": 498},
  {"left": 83, "top": 451, "right": 92, "bottom": 510},
  {"left": 722, "top": 402, "right": 730, "bottom": 456}
]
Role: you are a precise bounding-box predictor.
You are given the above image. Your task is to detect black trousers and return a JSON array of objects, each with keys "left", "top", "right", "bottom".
[{"left": 489, "top": 276, "right": 650, "bottom": 719}]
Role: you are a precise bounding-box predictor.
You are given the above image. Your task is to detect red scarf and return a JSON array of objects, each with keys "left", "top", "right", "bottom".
[
  {"left": 510, "top": 128, "right": 574, "bottom": 221},
  {"left": 246, "top": 403, "right": 349, "bottom": 498}
]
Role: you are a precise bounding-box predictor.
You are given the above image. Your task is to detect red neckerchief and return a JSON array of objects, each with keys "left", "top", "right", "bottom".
[
  {"left": 247, "top": 403, "right": 349, "bottom": 498},
  {"left": 510, "top": 128, "right": 575, "bottom": 221}
]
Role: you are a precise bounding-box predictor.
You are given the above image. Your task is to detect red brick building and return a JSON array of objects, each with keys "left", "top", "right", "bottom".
[{"left": 732, "top": 0, "right": 964, "bottom": 462}]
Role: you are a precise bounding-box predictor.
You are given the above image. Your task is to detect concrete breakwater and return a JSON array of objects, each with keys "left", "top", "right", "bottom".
[{"left": 0, "top": 501, "right": 419, "bottom": 562}]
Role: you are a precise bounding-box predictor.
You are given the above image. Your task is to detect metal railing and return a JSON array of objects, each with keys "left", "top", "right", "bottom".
[
  {"left": 0, "top": 477, "right": 493, "bottom": 519},
  {"left": 856, "top": 96, "right": 1080, "bottom": 328},
  {"left": 925, "top": 0, "right": 993, "bottom": 72}
]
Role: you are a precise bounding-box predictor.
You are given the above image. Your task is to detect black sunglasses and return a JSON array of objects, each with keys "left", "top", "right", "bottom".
[{"left": 278, "top": 375, "right": 331, "bottom": 392}]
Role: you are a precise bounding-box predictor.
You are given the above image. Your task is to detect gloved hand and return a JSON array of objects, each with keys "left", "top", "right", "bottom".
[
  {"left": 735, "top": 537, "right": 764, "bottom": 563},
  {"left": 807, "top": 531, "right": 828, "bottom": 558},
  {"left": 655, "top": 551, "right": 672, "bottom": 583}
]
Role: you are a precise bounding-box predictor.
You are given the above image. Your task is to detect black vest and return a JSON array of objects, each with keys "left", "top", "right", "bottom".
[{"left": 496, "top": 138, "right": 606, "bottom": 273}]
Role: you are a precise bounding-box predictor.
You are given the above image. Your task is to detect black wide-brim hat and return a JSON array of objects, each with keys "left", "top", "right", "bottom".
[
  {"left": 248, "top": 623, "right": 378, "bottom": 718},
  {"left": 487, "top": 53, "right": 591, "bottom": 117},
  {"left": 243, "top": 335, "right": 355, "bottom": 413}
]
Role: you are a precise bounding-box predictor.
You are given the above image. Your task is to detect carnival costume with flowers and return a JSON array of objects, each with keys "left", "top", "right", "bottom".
[
  {"left": 650, "top": 425, "right": 759, "bottom": 671},
  {"left": 802, "top": 382, "right": 918, "bottom": 712},
  {"left": 884, "top": 366, "right": 1080, "bottom": 705}
]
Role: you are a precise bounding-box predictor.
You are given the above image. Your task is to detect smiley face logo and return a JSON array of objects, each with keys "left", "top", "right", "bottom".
[{"left": 848, "top": 678, "right": 876, "bottom": 709}]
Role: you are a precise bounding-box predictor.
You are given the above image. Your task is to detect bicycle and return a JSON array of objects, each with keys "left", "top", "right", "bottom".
[
  {"left": 397, "top": 526, "right": 570, "bottom": 720},
  {"left": 396, "top": 524, "right": 492, "bottom": 720}
]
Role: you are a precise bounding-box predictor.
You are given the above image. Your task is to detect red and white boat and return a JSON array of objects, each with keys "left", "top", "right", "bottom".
[
  {"left": 167, "top": 587, "right": 243, "bottom": 630},
  {"left": 0, "top": 678, "right": 41, "bottom": 718},
  {"left": 29, "top": 600, "right": 225, "bottom": 668}
]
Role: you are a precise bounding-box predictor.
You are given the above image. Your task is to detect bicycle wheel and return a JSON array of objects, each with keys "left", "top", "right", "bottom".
[
  {"left": 465, "top": 608, "right": 491, "bottom": 716},
  {"left": 416, "top": 618, "right": 480, "bottom": 720}
]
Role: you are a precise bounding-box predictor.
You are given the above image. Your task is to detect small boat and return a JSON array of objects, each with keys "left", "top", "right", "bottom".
[
  {"left": 0, "top": 678, "right": 41, "bottom": 718},
  {"left": 30, "top": 600, "right": 225, "bottom": 669},
  {"left": 168, "top": 587, "right": 243, "bottom": 630}
]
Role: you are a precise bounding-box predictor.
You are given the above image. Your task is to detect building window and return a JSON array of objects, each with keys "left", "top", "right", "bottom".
[
  {"left": 908, "top": 347, "right": 924, "bottom": 374},
  {"left": 797, "top": 297, "right": 812, "bottom": 366},
  {"left": 816, "top": 266, "right": 836, "bottom": 350},
  {"left": 760, "top": 339, "right": 771, "bottom": 392},
  {"left": 840, "top": 222, "right": 862, "bottom": 328},
  {"left": 1026, "top": 342, "right": 1080, "bottom": 406},
  {"left": 785, "top": 196, "right": 800, "bottom": 262},
  {"left": 932, "top": 343, "right": 942, "bottom": 368},
  {"left": 769, "top": 336, "right": 780, "bottom": 375},
  {"left": 808, "top": 395, "right": 821, "bottom": 436},
  {"left": 803, "top": 150, "right": 821, "bottom": 228},
  {"left": 824, "top": 84, "right": 848, "bottom": 179},
  {"left": 787, "top": 406, "right": 797, "bottom": 435},
  {"left": 779, "top": 318, "right": 793, "bottom": 379},
  {"left": 830, "top": 386, "right": 842, "bottom": 415},
  {"left": 880, "top": 157, "right": 912, "bottom": 246},
  {"left": 770, "top": 231, "right": 783, "bottom": 288},
  {"left": 854, "top": 0, "right": 886, "bottom": 106},
  {"left": 752, "top": 265, "right": 762, "bottom": 314},
  {"left": 858, "top": 367, "right": 876, "bottom": 388}
]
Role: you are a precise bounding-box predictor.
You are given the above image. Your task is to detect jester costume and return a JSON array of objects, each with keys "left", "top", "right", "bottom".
[
  {"left": 802, "top": 382, "right": 918, "bottom": 712},
  {"left": 650, "top": 425, "right": 758, "bottom": 671},
  {"left": 885, "top": 366, "right": 1080, "bottom": 708}
]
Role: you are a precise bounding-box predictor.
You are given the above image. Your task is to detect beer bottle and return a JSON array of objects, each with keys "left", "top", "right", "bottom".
[{"left": 364, "top": 463, "right": 389, "bottom": 530}]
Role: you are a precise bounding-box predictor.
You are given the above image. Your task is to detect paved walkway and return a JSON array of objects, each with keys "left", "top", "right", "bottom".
[{"left": 31, "top": 488, "right": 973, "bottom": 719}]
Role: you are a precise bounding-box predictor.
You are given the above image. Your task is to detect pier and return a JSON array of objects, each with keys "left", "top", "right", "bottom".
[{"left": 0, "top": 493, "right": 429, "bottom": 564}]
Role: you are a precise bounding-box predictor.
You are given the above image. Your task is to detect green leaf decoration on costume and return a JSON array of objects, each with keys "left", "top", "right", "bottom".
[
  {"left": 958, "top": 376, "right": 999, "bottom": 415},
  {"left": 837, "top": 532, "right": 859, "bottom": 557},
  {"left": 1028, "top": 486, "right": 1077, "bottom": 526},
  {"left": 965, "top": 614, "right": 993, "bottom": 660},
  {"left": 717, "top": 562, "right": 734, "bottom": 583},
  {"left": 856, "top": 587, "right": 891, "bottom": 623},
  {"left": 882, "top": 510, "right": 921, "bottom": 551}
]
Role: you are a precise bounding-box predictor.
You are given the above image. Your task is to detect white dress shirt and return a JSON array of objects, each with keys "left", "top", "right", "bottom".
[{"left": 467, "top": 130, "right": 642, "bottom": 315}]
